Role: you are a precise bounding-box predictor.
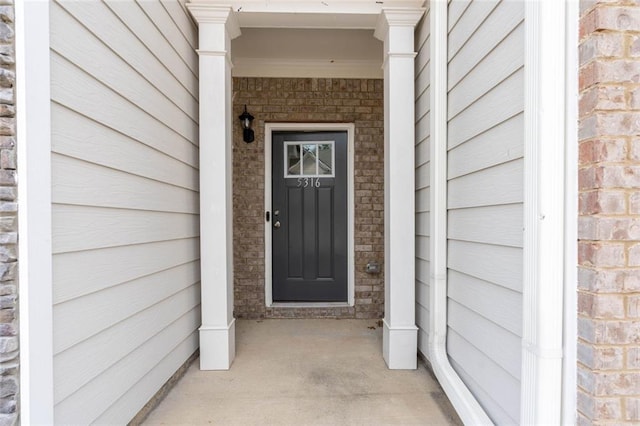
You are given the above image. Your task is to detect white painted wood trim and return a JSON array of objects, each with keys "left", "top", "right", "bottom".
[
  {"left": 427, "top": 1, "right": 492, "bottom": 423},
  {"left": 563, "top": 1, "right": 578, "bottom": 424},
  {"left": 16, "top": 0, "right": 55, "bottom": 423},
  {"left": 188, "top": 3, "right": 238, "bottom": 371},
  {"left": 376, "top": 6, "right": 423, "bottom": 371},
  {"left": 210, "top": 0, "right": 424, "bottom": 15},
  {"left": 264, "top": 122, "right": 355, "bottom": 307},
  {"left": 521, "top": 1, "right": 566, "bottom": 424},
  {"left": 233, "top": 58, "right": 383, "bottom": 79}
]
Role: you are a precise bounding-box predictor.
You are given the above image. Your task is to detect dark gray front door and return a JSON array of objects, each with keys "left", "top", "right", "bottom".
[{"left": 272, "top": 131, "right": 348, "bottom": 302}]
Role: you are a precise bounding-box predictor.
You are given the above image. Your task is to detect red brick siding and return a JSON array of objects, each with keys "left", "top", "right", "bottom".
[
  {"left": 579, "top": 1, "right": 640, "bottom": 423},
  {"left": 232, "top": 77, "right": 384, "bottom": 320}
]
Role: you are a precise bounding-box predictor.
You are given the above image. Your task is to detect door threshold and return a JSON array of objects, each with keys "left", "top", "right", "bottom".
[{"left": 269, "top": 302, "right": 351, "bottom": 308}]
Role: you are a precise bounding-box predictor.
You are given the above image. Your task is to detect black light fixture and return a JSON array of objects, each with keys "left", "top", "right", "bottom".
[{"left": 239, "top": 105, "right": 255, "bottom": 143}]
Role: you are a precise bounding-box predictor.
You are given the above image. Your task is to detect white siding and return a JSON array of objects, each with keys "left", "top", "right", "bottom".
[
  {"left": 414, "top": 1, "right": 525, "bottom": 423},
  {"left": 446, "top": 1, "right": 524, "bottom": 424},
  {"left": 414, "top": 4, "right": 431, "bottom": 359},
  {"left": 49, "top": 1, "right": 200, "bottom": 424}
]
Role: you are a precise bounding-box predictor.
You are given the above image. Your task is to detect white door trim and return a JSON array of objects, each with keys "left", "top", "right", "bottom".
[{"left": 264, "top": 123, "right": 355, "bottom": 308}]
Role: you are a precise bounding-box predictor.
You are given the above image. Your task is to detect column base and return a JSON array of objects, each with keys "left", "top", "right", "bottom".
[
  {"left": 199, "top": 319, "right": 236, "bottom": 370},
  {"left": 383, "top": 319, "right": 418, "bottom": 369}
]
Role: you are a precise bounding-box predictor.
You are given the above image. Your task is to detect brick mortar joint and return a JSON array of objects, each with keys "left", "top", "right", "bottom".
[
  {"left": 580, "top": 109, "right": 640, "bottom": 116},
  {"left": 590, "top": 28, "right": 640, "bottom": 36},
  {"left": 578, "top": 56, "right": 640, "bottom": 69},
  {"left": 579, "top": 239, "right": 640, "bottom": 243},
  {"left": 577, "top": 314, "right": 640, "bottom": 321},
  {"left": 579, "top": 291, "right": 640, "bottom": 297},
  {"left": 578, "top": 163, "right": 640, "bottom": 169},
  {"left": 578, "top": 344, "right": 640, "bottom": 352},
  {"left": 579, "top": 90, "right": 640, "bottom": 106}
]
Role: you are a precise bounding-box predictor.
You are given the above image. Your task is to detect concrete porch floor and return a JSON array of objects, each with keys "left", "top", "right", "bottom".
[{"left": 143, "top": 319, "right": 462, "bottom": 425}]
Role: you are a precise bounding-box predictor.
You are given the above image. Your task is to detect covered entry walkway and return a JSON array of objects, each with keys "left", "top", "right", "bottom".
[{"left": 142, "top": 320, "right": 460, "bottom": 425}]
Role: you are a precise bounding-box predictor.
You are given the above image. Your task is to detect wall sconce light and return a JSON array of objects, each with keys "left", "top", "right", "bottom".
[{"left": 239, "top": 105, "right": 255, "bottom": 143}]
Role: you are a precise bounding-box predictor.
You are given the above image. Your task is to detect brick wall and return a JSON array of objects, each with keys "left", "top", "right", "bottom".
[
  {"left": 0, "top": 1, "right": 16, "bottom": 425},
  {"left": 578, "top": 1, "right": 640, "bottom": 423},
  {"left": 232, "top": 77, "right": 384, "bottom": 320}
]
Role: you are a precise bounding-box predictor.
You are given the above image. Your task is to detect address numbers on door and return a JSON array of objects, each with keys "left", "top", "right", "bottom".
[{"left": 297, "top": 177, "right": 321, "bottom": 188}]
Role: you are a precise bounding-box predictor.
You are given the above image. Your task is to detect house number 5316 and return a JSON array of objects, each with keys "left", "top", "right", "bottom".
[{"left": 297, "top": 177, "right": 321, "bottom": 188}]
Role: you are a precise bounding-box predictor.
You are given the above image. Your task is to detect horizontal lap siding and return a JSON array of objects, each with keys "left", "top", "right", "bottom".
[
  {"left": 49, "top": 1, "right": 200, "bottom": 424},
  {"left": 446, "top": 0, "right": 524, "bottom": 424},
  {"left": 415, "top": 5, "right": 431, "bottom": 359}
]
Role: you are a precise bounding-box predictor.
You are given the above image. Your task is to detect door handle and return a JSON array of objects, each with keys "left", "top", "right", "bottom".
[{"left": 274, "top": 221, "right": 281, "bottom": 229}]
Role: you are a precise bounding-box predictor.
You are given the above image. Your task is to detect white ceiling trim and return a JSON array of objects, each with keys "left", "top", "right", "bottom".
[
  {"left": 187, "top": 0, "right": 424, "bottom": 29},
  {"left": 201, "top": 0, "right": 424, "bottom": 14},
  {"left": 232, "top": 58, "right": 383, "bottom": 78},
  {"left": 234, "top": 12, "right": 378, "bottom": 29}
]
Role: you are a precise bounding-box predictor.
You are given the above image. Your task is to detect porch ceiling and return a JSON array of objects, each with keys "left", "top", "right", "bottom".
[
  {"left": 189, "top": 0, "right": 423, "bottom": 77},
  {"left": 231, "top": 28, "right": 383, "bottom": 78}
]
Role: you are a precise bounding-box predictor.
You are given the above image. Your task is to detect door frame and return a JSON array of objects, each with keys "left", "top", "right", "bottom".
[{"left": 264, "top": 123, "right": 355, "bottom": 307}]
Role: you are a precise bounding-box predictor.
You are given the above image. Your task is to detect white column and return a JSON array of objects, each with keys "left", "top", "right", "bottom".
[
  {"left": 375, "top": 8, "right": 424, "bottom": 370},
  {"left": 187, "top": 3, "right": 240, "bottom": 370}
]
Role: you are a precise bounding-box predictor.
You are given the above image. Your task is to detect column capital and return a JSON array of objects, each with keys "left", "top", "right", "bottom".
[
  {"left": 186, "top": 2, "right": 241, "bottom": 39},
  {"left": 374, "top": 8, "right": 425, "bottom": 42}
]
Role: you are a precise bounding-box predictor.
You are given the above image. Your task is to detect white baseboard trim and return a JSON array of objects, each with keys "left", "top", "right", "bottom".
[
  {"left": 382, "top": 319, "right": 418, "bottom": 369},
  {"left": 199, "top": 319, "right": 236, "bottom": 370}
]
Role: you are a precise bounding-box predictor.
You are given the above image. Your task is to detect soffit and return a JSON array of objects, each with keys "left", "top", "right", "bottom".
[
  {"left": 232, "top": 28, "right": 381, "bottom": 61},
  {"left": 231, "top": 28, "right": 383, "bottom": 78}
]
